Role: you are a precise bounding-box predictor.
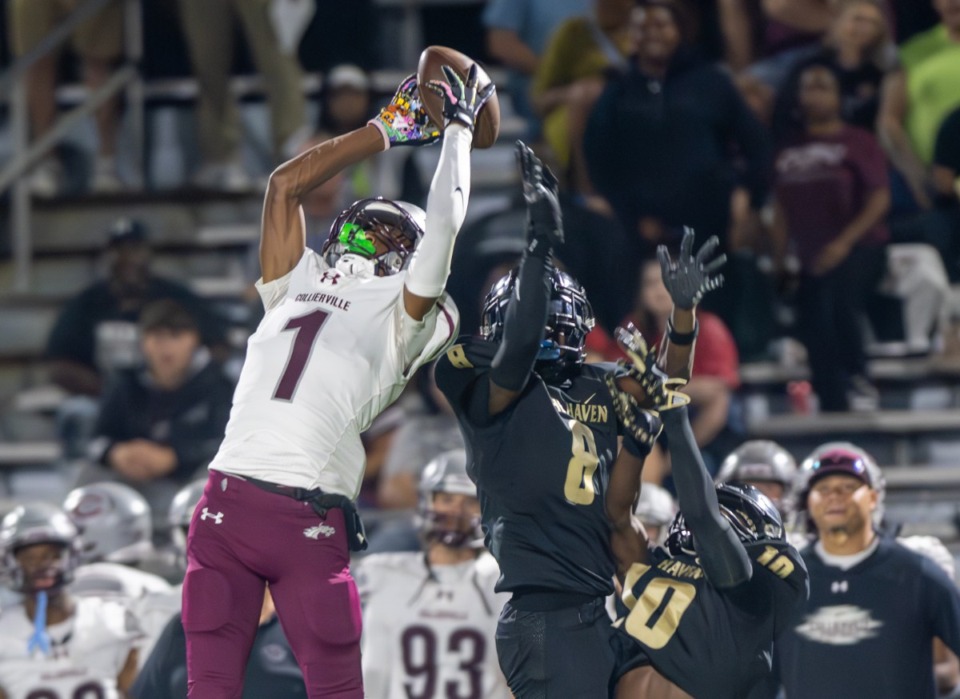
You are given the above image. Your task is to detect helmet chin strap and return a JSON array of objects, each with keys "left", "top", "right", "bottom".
[{"left": 336, "top": 254, "right": 376, "bottom": 278}]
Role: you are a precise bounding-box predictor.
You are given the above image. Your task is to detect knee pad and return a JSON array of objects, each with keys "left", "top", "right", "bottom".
[{"left": 182, "top": 567, "right": 233, "bottom": 633}]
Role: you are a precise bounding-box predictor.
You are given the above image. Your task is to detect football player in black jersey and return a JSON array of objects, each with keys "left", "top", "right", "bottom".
[
  {"left": 607, "top": 366, "right": 809, "bottom": 699},
  {"left": 435, "top": 141, "right": 724, "bottom": 697}
]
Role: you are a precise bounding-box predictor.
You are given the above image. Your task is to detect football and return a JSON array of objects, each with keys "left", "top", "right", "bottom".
[{"left": 417, "top": 45, "right": 500, "bottom": 149}]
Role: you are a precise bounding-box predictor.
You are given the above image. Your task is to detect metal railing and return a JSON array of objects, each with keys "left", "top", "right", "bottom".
[{"left": 0, "top": 0, "right": 144, "bottom": 292}]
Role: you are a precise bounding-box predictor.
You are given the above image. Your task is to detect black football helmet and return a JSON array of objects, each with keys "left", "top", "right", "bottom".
[
  {"left": 480, "top": 266, "right": 595, "bottom": 382},
  {"left": 418, "top": 449, "right": 484, "bottom": 549},
  {"left": 665, "top": 483, "right": 785, "bottom": 557},
  {"left": 321, "top": 197, "right": 426, "bottom": 277},
  {"left": 0, "top": 502, "right": 81, "bottom": 593}
]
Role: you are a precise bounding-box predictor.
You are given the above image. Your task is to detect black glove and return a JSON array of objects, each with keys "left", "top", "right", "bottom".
[
  {"left": 657, "top": 227, "right": 726, "bottom": 310},
  {"left": 516, "top": 140, "right": 563, "bottom": 257},
  {"left": 425, "top": 64, "right": 496, "bottom": 131}
]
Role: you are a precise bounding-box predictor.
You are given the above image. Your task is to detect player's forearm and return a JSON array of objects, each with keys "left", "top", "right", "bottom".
[
  {"left": 608, "top": 448, "right": 649, "bottom": 576},
  {"left": 490, "top": 252, "right": 552, "bottom": 392},
  {"left": 268, "top": 126, "right": 384, "bottom": 202},
  {"left": 661, "top": 406, "right": 752, "bottom": 588},
  {"left": 406, "top": 125, "right": 472, "bottom": 298}
]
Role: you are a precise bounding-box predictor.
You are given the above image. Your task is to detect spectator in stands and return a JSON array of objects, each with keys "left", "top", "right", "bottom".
[
  {"left": 777, "top": 444, "right": 960, "bottom": 699},
  {"left": 771, "top": 63, "right": 890, "bottom": 412},
  {"left": 772, "top": 0, "right": 898, "bottom": 143},
  {"left": 7, "top": 0, "right": 125, "bottom": 195},
  {"left": 719, "top": 0, "right": 833, "bottom": 89},
  {"left": 80, "top": 299, "right": 233, "bottom": 515},
  {"left": 587, "top": 257, "right": 742, "bottom": 482},
  {"left": 878, "top": 0, "right": 960, "bottom": 213},
  {"left": 530, "top": 0, "right": 634, "bottom": 172},
  {"left": 482, "top": 0, "right": 591, "bottom": 131},
  {"left": 318, "top": 64, "right": 373, "bottom": 136},
  {"left": 46, "top": 218, "right": 227, "bottom": 398},
  {"left": 583, "top": 0, "right": 771, "bottom": 350},
  {"left": 177, "top": 0, "right": 309, "bottom": 190},
  {"left": 583, "top": 0, "right": 771, "bottom": 259}
]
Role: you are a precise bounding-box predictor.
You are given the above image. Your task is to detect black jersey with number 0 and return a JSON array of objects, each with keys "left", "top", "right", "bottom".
[
  {"left": 618, "top": 538, "right": 808, "bottom": 699},
  {"left": 435, "top": 337, "right": 622, "bottom": 598}
]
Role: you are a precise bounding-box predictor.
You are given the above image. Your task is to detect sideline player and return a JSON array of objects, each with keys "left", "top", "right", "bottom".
[
  {"left": 357, "top": 449, "right": 510, "bottom": 698},
  {"left": 608, "top": 384, "right": 809, "bottom": 699},
  {"left": 435, "top": 142, "right": 723, "bottom": 696},
  {"left": 183, "top": 66, "right": 494, "bottom": 697},
  {"left": 0, "top": 503, "right": 141, "bottom": 698}
]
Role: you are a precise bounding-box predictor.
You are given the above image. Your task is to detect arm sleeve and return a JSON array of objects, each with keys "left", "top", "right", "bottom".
[
  {"left": 488, "top": 253, "right": 553, "bottom": 392},
  {"left": 661, "top": 405, "right": 752, "bottom": 588},
  {"left": 405, "top": 125, "right": 472, "bottom": 299}
]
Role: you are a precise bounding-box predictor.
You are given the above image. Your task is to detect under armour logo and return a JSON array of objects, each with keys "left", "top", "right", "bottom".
[
  {"left": 831, "top": 580, "right": 849, "bottom": 594},
  {"left": 200, "top": 507, "right": 224, "bottom": 524},
  {"left": 303, "top": 523, "right": 336, "bottom": 540},
  {"left": 436, "top": 589, "right": 454, "bottom": 601},
  {"left": 320, "top": 271, "right": 341, "bottom": 285}
]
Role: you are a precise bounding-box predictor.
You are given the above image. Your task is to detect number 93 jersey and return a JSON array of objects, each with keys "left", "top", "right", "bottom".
[
  {"left": 356, "top": 551, "right": 511, "bottom": 699},
  {"left": 617, "top": 540, "right": 808, "bottom": 699},
  {"left": 435, "top": 337, "right": 622, "bottom": 598},
  {"left": 209, "top": 249, "right": 459, "bottom": 497},
  {"left": 0, "top": 597, "right": 141, "bottom": 699}
]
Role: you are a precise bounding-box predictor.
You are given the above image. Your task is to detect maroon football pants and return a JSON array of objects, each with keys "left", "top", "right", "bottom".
[{"left": 183, "top": 470, "right": 363, "bottom": 698}]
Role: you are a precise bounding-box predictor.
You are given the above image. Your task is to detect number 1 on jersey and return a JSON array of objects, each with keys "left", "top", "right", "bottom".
[{"left": 273, "top": 309, "right": 330, "bottom": 401}]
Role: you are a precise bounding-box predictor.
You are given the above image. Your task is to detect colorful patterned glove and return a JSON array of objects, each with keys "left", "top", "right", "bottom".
[
  {"left": 368, "top": 74, "right": 441, "bottom": 148},
  {"left": 657, "top": 227, "right": 727, "bottom": 310},
  {"left": 424, "top": 64, "right": 496, "bottom": 131}
]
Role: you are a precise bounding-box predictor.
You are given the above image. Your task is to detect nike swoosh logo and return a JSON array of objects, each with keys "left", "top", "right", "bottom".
[{"left": 582, "top": 392, "right": 597, "bottom": 404}]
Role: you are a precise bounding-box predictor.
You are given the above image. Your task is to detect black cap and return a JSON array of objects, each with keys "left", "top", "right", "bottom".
[{"left": 107, "top": 218, "right": 149, "bottom": 247}]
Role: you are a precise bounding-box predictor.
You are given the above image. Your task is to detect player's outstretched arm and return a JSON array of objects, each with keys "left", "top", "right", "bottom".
[
  {"left": 655, "top": 227, "right": 726, "bottom": 380},
  {"left": 261, "top": 75, "right": 440, "bottom": 283},
  {"left": 660, "top": 404, "right": 751, "bottom": 588},
  {"left": 404, "top": 65, "right": 496, "bottom": 321},
  {"left": 486, "top": 141, "right": 564, "bottom": 415}
]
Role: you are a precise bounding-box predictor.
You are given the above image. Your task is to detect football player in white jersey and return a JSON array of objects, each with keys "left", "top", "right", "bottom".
[
  {"left": 63, "top": 482, "right": 180, "bottom": 670},
  {"left": 183, "top": 65, "right": 495, "bottom": 698},
  {"left": 0, "top": 503, "right": 140, "bottom": 699},
  {"left": 357, "top": 449, "right": 511, "bottom": 699}
]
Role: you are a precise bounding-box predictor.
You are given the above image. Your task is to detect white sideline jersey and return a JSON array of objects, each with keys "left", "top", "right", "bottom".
[
  {"left": 357, "top": 552, "right": 511, "bottom": 699},
  {"left": 0, "top": 596, "right": 140, "bottom": 699},
  {"left": 72, "top": 562, "right": 181, "bottom": 669},
  {"left": 209, "top": 249, "right": 459, "bottom": 497}
]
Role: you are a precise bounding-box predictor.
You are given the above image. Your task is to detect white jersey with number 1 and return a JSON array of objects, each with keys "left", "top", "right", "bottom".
[{"left": 209, "top": 249, "right": 459, "bottom": 498}]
